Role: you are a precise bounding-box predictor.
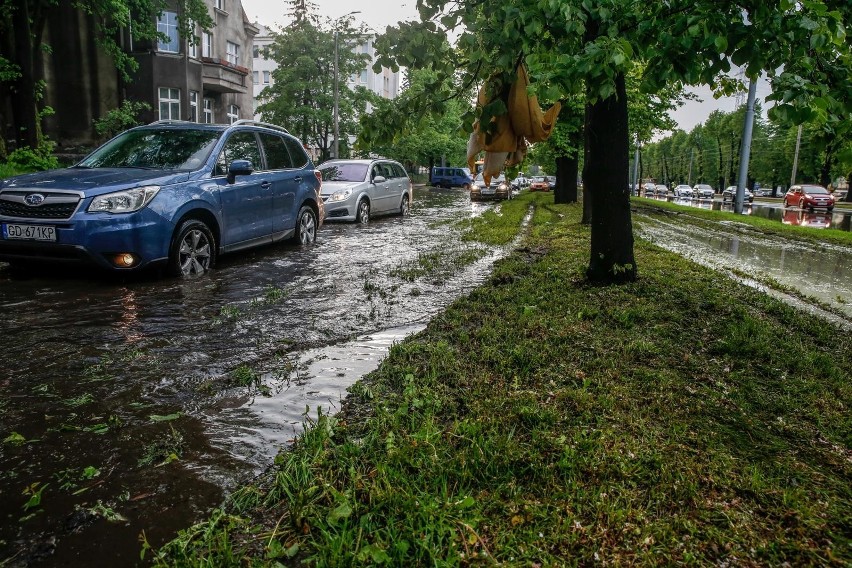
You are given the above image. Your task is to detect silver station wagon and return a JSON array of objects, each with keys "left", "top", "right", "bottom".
[{"left": 318, "top": 159, "right": 412, "bottom": 223}]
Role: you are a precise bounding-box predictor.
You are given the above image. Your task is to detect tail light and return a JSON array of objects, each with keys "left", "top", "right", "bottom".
[{"left": 313, "top": 170, "right": 322, "bottom": 192}]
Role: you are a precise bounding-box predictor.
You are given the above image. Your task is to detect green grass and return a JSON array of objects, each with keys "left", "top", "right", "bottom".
[{"left": 151, "top": 193, "right": 851, "bottom": 566}]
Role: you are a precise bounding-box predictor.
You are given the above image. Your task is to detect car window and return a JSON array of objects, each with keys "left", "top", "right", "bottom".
[
  {"left": 373, "top": 164, "right": 391, "bottom": 179},
  {"left": 320, "top": 162, "right": 368, "bottom": 182},
  {"left": 393, "top": 164, "right": 407, "bottom": 178},
  {"left": 79, "top": 128, "right": 220, "bottom": 171},
  {"left": 258, "top": 133, "right": 293, "bottom": 170},
  {"left": 283, "top": 136, "right": 309, "bottom": 168},
  {"left": 214, "top": 131, "right": 262, "bottom": 177}
]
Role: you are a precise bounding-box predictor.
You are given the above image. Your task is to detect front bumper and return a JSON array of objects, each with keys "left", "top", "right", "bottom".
[{"left": 0, "top": 208, "right": 171, "bottom": 270}]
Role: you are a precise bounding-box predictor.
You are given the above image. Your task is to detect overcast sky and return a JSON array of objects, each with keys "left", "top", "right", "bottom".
[{"left": 242, "top": 0, "right": 773, "bottom": 135}]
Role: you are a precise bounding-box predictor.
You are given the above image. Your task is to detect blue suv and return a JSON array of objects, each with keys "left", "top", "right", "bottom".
[{"left": 0, "top": 120, "right": 323, "bottom": 277}]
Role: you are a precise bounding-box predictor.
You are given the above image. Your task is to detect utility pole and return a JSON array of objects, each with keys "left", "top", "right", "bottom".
[
  {"left": 333, "top": 30, "right": 339, "bottom": 159},
  {"left": 735, "top": 79, "right": 758, "bottom": 214},
  {"left": 790, "top": 124, "right": 803, "bottom": 187},
  {"left": 631, "top": 134, "right": 640, "bottom": 195},
  {"left": 687, "top": 148, "right": 694, "bottom": 186}
]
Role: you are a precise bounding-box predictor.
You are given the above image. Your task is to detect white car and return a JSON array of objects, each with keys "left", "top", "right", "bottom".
[
  {"left": 693, "top": 184, "right": 715, "bottom": 199},
  {"left": 319, "top": 159, "right": 413, "bottom": 223},
  {"left": 674, "top": 184, "right": 693, "bottom": 198}
]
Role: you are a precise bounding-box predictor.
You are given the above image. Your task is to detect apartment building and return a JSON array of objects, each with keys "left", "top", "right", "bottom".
[
  {"left": 251, "top": 30, "right": 399, "bottom": 121},
  {"left": 39, "top": 0, "right": 257, "bottom": 146}
]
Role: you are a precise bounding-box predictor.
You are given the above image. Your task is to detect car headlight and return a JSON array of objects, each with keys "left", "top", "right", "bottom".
[
  {"left": 87, "top": 185, "right": 160, "bottom": 213},
  {"left": 498, "top": 182, "right": 509, "bottom": 190},
  {"left": 329, "top": 188, "right": 353, "bottom": 202}
]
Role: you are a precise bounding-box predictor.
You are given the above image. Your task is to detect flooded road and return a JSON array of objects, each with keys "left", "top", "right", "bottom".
[
  {"left": 0, "top": 187, "right": 508, "bottom": 566},
  {"left": 635, "top": 208, "right": 852, "bottom": 323}
]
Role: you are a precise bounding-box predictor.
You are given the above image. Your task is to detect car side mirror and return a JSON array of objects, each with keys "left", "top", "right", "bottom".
[
  {"left": 372, "top": 175, "right": 386, "bottom": 184},
  {"left": 227, "top": 159, "right": 253, "bottom": 184}
]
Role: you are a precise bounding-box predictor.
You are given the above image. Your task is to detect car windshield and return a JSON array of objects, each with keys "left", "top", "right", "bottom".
[
  {"left": 78, "top": 128, "right": 221, "bottom": 170},
  {"left": 802, "top": 185, "right": 828, "bottom": 194},
  {"left": 533, "top": 177, "right": 546, "bottom": 182},
  {"left": 696, "top": 185, "right": 711, "bottom": 190},
  {"left": 320, "top": 163, "right": 368, "bottom": 182}
]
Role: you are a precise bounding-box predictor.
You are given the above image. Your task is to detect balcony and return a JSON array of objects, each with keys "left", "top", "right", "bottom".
[{"left": 201, "top": 57, "right": 249, "bottom": 93}]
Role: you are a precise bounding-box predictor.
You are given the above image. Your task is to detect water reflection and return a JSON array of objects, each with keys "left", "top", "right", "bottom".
[
  {"left": 652, "top": 196, "right": 852, "bottom": 231},
  {"left": 636, "top": 213, "right": 852, "bottom": 319}
]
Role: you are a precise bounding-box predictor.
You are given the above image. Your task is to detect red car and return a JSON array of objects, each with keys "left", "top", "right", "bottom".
[
  {"left": 529, "top": 176, "right": 550, "bottom": 192},
  {"left": 784, "top": 184, "right": 835, "bottom": 211}
]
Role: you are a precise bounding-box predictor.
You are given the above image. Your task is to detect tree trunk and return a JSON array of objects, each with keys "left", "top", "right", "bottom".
[
  {"left": 10, "top": 0, "right": 40, "bottom": 149},
  {"left": 584, "top": 72, "right": 636, "bottom": 283},
  {"left": 581, "top": 103, "right": 592, "bottom": 224},
  {"left": 554, "top": 154, "right": 578, "bottom": 204}
]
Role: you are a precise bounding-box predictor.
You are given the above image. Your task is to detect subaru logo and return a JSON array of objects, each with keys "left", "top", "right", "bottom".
[{"left": 24, "top": 193, "right": 45, "bottom": 206}]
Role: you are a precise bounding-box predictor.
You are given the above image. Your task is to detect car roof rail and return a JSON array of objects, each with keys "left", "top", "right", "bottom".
[
  {"left": 147, "top": 119, "right": 202, "bottom": 126},
  {"left": 230, "top": 119, "right": 290, "bottom": 135}
]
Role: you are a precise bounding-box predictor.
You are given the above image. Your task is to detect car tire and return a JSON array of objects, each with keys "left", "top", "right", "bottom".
[
  {"left": 169, "top": 219, "right": 215, "bottom": 278},
  {"left": 292, "top": 205, "right": 317, "bottom": 245},
  {"left": 399, "top": 194, "right": 410, "bottom": 216},
  {"left": 356, "top": 199, "right": 370, "bottom": 224}
]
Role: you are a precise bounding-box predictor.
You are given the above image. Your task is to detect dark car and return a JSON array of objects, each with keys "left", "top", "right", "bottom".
[
  {"left": 722, "top": 185, "right": 754, "bottom": 203},
  {"left": 0, "top": 120, "right": 324, "bottom": 277},
  {"left": 783, "top": 184, "right": 835, "bottom": 211},
  {"left": 470, "top": 173, "right": 510, "bottom": 201}
]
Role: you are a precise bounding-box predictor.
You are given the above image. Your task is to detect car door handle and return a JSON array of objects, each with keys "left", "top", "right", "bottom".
[
  {"left": 260, "top": 181, "right": 272, "bottom": 189},
  {"left": 294, "top": 176, "right": 302, "bottom": 183}
]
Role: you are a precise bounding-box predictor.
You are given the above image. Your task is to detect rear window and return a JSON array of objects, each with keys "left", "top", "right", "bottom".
[{"left": 259, "top": 133, "right": 293, "bottom": 170}]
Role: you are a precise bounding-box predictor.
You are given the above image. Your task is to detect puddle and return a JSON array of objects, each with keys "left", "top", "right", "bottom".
[
  {"left": 0, "top": 186, "right": 516, "bottom": 566},
  {"left": 635, "top": 210, "right": 852, "bottom": 323}
]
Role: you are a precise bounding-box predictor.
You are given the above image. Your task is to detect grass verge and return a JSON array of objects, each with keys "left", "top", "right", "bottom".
[{"left": 151, "top": 193, "right": 851, "bottom": 566}]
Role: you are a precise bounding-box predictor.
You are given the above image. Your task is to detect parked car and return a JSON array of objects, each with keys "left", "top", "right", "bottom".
[
  {"left": 721, "top": 185, "right": 754, "bottom": 203},
  {"left": 319, "top": 159, "right": 412, "bottom": 223},
  {"left": 0, "top": 120, "right": 323, "bottom": 277},
  {"left": 783, "top": 184, "right": 835, "bottom": 211},
  {"left": 430, "top": 166, "right": 473, "bottom": 189},
  {"left": 655, "top": 184, "right": 669, "bottom": 196},
  {"left": 529, "top": 176, "right": 550, "bottom": 192},
  {"left": 753, "top": 187, "right": 773, "bottom": 197},
  {"left": 673, "top": 184, "right": 693, "bottom": 198},
  {"left": 693, "top": 183, "right": 715, "bottom": 199},
  {"left": 470, "top": 173, "right": 510, "bottom": 201},
  {"left": 510, "top": 173, "right": 530, "bottom": 190}
]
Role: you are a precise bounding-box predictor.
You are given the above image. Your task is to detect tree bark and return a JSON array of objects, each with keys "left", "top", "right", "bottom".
[
  {"left": 581, "top": 103, "right": 592, "bottom": 224},
  {"left": 554, "top": 154, "right": 578, "bottom": 204},
  {"left": 584, "top": 72, "right": 636, "bottom": 283},
  {"left": 10, "top": 0, "right": 40, "bottom": 149}
]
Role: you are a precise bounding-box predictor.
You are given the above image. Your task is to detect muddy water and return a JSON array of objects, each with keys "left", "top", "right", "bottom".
[
  {"left": 635, "top": 210, "right": 852, "bottom": 322},
  {"left": 0, "top": 187, "right": 506, "bottom": 566}
]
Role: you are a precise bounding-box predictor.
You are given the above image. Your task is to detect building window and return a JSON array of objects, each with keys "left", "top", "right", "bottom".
[
  {"left": 252, "top": 71, "right": 259, "bottom": 85},
  {"left": 263, "top": 70, "right": 270, "bottom": 85},
  {"left": 253, "top": 45, "right": 259, "bottom": 58},
  {"left": 202, "top": 32, "right": 212, "bottom": 58},
  {"left": 189, "top": 91, "right": 198, "bottom": 122},
  {"left": 227, "top": 104, "right": 239, "bottom": 124},
  {"left": 159, "top": 87, "right": 180, "bottom": 120},
  {"left": 226, "top": 41, "right": 239, "bottom": 66},
  {"left": 360, "top": 69, "right": 368, "bottom": 83},
  {"left": 187, "top": 20, "right": 197, "bottom": 58},
  {"left": 203, "top": 98, "right": 213, "bottom": 123},
  {"left": 214, "top": 0, "right": 224, "bottom": 10},
  {"left": 157, "top": 11, "right": 179, "bottom": 53}
]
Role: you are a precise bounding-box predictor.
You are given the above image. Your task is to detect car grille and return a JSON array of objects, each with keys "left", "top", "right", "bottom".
[{"left": 0, "top": 191, "right": 81, "bottom": 220}]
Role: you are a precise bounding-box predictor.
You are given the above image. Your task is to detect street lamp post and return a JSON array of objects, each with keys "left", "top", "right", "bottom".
[{"left": 333, "top": 11, "right": 360, "bottom": 160}]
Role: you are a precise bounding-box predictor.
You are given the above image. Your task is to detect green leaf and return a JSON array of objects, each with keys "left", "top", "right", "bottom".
[
  {"left": 149, "top": 412, "right": 182, "bottom": 422},
  {"left": 328, "top": 502, "right": 353, "bottom": 524},
  {"left": 714, "top": 36, "right": 728, "bottom": 53},
  {"left": 4, "top": 432, "right": 27, "bottom": 446}
]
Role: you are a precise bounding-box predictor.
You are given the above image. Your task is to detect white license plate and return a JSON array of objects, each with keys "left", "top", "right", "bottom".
[
  {"left": 481, "top": 188, "right": 495, "bottom": 195},
  {"left": 2, "top": 223, "right": 57, "bottom": 241}
]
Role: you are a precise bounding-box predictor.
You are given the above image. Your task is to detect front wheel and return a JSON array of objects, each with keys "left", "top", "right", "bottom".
[
  {"left": 293, "top": 206, "right": 317, "bottom": 245},
  {"left": 169, "top": 219, "right": 215, "bottom": 278},
  {"left": 399, "top": 194, "right": 410, "bottom": 216},
  {"left": 356, "top": 200, "right": 370, "bottom": 224},
  {"left": 799, "top": 198, "right": 806, "bottom": 210}
]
